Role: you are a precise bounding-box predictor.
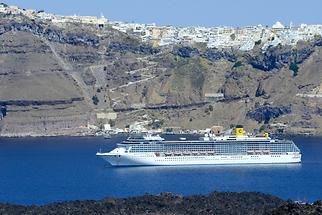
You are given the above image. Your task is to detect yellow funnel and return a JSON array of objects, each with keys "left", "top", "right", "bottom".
[
  {"left": 265, "top": 132, "right": 269, "bottom": 139},
  {"left": 236, "top": 127, "right": 244, "bottom": 136}
]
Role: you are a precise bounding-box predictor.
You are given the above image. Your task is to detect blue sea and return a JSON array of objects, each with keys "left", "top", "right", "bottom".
[{"left": 0, "top": 135, "right": 321, "bottom": 205}]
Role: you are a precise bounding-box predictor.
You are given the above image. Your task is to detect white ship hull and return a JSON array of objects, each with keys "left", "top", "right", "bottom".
[{"left": 97, "top": 152, "right": 301, "bottom": 166}]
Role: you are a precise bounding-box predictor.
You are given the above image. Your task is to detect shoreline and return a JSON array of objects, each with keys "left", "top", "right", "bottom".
[
  {"left": 0, "top": 192, "right": 320, "bottom": 214},
  {"left": 1, "top": 132, "right": 322, "bottom": 138}
]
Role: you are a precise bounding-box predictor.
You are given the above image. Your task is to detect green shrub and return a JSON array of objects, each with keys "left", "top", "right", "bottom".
[
  {"left": 165, "top": 128, "right": 173, "bottom": 132},
  {"left": 232, "top": 61, "right": 243, "bottom": 68},
  {"left": 289, "top": 62, "right": 299, "bottom": 76},
  {"left": 149, "top": 119, "right": 164, "bottom": 129},
  {"left": 230, "top": 33, "right": 236, "bottom": 41},
  {"left": 259, "top": 125, "right": 267, "bottom": 132},
  {"left": 255, "top": 40, "right": 262, "bottom": 46},
  {"left": 109, "top": 119, "right": 116, "bottom": 127},
  {"left": 92, "top": 95, "right": 99, "bottom": 105}
]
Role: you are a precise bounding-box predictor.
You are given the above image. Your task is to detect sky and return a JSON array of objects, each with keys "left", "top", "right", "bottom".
[{"left": 2, "top": 0, "right": 322, "bottom": 27}]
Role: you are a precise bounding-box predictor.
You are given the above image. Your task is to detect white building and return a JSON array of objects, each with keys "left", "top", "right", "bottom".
[
  {"left": 0, "top": 4, "right": 7, "bottom": 13},
  {"left": 272, "top": 21, "right": 285, "bottom": 29},
  {"left": 103, "top": 123, "right": 111, "bottom": 131}
]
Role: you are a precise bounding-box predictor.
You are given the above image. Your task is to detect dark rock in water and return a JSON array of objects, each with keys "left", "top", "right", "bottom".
[
  {"left": 0, "top": 192, "right": 287, "bottom": 215},
  {"left": 246, "top": 106, "right": 292, "bottom": 123},
  {"left": 174, "top": 46, "right": 200, "bottom": 58},
  {"left": 1, "top": 192, "right": 321, "bottom": 215},
  {"left": 265, "top": 200, "right": 322, "bottom": 215}
]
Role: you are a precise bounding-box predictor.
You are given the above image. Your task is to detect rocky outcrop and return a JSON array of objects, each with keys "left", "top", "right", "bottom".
[
  {"left": 0, "top": 22, "right": 99, "bottom": 47},
  {"left": 1, "top": 192, "right": 321, "bottom": 215},
  {"left": 316, "top": 38, "right": 322, "bottom": 46},
  {"left": 173, "top": 47, "right": 238, "bottom": 62},
  {"left": 265, "top": 200, "right": 322, "bottom": 215},
  {"left": 108, "top": 41, "right": 160, "bottom": 55},
  {"left": 246, "top": 106, "right": 292, "bottom": 123},
  {"left": 0, "top": 192, "right": 286, "bottom": 215},
  {"left": 246, "top": 42, "right": 315, "bottom": 71},
  {"left": 173, "top": 46, "right": 200, "bottom": 58},
  {"left": 113, "top": 102, "right": 208, "bottom": 112},
  {"left": 67, "top": 53, "right": 100, "bottom": 64},
  {"left": 0, "top": 106, "right": 6, "bottom": 119},
  {"left": 172, "top": 41, "right": 316, "bottom": 72},
  {"left": 81, "top": 70, "right": 96, "bottom": 86},
  {"left": 316, "top": 107, "right": 322, "bottom": 116},
  {"left": 218, "top": 70, "right": 259, "bottom": 102},
  {"left": 0, "top": 98, "right": 84, "bottom": 106},
  {"left": 255, "top": 82, "right": 266, "bottom": 97},
  {"left": 203, "top": 49, "right": 237, "bottom": 62}
]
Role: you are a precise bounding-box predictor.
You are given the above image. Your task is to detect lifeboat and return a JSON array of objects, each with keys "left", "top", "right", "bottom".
[
  {"left": 263, "top": 149, "right": 270, "bottom": 154},
  {"left": 164, "top": 152, "right": 172, "bottom": 156},
  {"left": 255, "top": 150, "right": 262, "bottom": 154}
]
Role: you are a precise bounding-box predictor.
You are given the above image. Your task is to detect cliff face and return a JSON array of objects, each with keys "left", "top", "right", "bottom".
[{"left": 1, "top": 14, "right": 322, "bottom": 136}]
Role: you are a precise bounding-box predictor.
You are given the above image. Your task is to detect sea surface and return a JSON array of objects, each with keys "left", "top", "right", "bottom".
[{"left": 0, "top": 135, "right": 321, "bottom": 205}]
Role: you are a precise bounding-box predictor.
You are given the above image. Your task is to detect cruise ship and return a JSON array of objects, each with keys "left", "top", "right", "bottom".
[{"left": 96, "top": 126, "right": 301, "bottom": 166}]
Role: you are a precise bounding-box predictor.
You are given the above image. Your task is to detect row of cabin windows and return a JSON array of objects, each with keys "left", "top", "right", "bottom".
[{"left": 128, "top": 143, "right": 298, "bottom": 153}]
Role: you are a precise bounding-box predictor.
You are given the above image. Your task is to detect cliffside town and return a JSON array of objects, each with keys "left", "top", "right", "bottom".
[
  {"left": 1, "top": 3, "right": 322, "bottom": 51},
  {"left": 1, "top": 3, "right": 322, "bottom": 136}
]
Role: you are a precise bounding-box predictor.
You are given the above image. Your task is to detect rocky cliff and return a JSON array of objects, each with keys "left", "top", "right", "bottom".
[{"left": 1, "top": 13, "right": 322, "bottom": 136}]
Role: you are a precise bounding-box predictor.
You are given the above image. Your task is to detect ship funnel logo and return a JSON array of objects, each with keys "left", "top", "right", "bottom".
[{"left": 236, "top": 126, "right": 244, "bottom": 136}]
